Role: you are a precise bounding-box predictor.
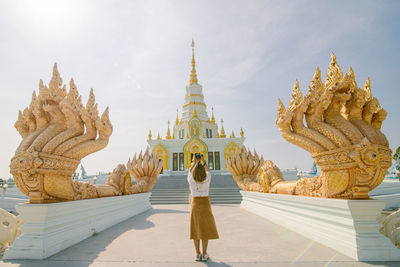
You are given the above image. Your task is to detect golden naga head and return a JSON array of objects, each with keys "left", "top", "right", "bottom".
[
  {"left": 225, "top": 147, "right": 265, "bottom": 192},
  {"left": 10, "top": 64, "right": 112, "bottom": 203},
  {"left": 275, "top": 54, "right": 391, "bottom": 199},
  {"left": 126, "top": 148, "right": 164, "bottom": 193}
]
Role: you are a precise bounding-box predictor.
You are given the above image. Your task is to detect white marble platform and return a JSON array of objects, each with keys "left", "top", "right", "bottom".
[
  {"left": 240, "top": 191, "right": 400, "bottom": 261},
  {"left": 373, "top": 193, "right": 400, "bottom": 209},
  {"left": 371, "top": 179, "right": 400, "bottom": 196},
  {"left": 0, "top": 197, "right": 27, "bottom": 213},
  {"left": 3, "top": 192, "right": 151, "bottom": 260},
  {"left": 370, "top": 180, "right": 400, "bottom": 209}
]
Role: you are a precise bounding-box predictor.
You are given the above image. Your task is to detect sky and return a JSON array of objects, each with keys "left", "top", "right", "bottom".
[{"left": 0, "top": 0, "right": 399, "bottom": 178}]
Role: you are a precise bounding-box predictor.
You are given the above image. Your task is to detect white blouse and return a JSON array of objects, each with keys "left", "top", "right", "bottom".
[{"left": 187, "top": 171, "right": 211, "bottom": 197}]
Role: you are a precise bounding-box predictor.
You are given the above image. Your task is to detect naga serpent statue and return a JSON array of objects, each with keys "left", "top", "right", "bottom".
[
  {"left": 226, "top": 147, "right": 264, "bottom": 192},
  {"left": 227, "top": 54, "right": 392, "bottom": 199},
  {"left": 10, "top": 64, "right": 163, "bottom": 203},
  {"left": 0, "top": 208, "right": 23, "bottom": 254}
]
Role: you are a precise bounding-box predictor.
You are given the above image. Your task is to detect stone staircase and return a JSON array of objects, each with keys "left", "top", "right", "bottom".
[
  {"left": 151, "top": 188, "right": 190, "bottom": 204},
  {"left": 150, "top": 173, "right": 242, "bottom": 205}
]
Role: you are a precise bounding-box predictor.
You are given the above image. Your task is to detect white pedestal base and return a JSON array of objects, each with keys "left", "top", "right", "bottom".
[
  {"left": 240, "top": 191, "right": 400, "bottom": 261},
  {"left": 370, "top": 180, "right": 400, "bottom": 209},
  {"left": 4, "top": 192, "right": 151, "bottom": 260},
  {"left": 0, "top": 197, "right": 27, "bottom": 213}
]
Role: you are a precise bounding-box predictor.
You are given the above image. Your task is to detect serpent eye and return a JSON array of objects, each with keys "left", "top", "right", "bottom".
[
  {"left": 19, "top": 160, "right": 23, "bottom": 163},
  {"left": 364, "top": 150, "right": 379, "bottom": 163}
]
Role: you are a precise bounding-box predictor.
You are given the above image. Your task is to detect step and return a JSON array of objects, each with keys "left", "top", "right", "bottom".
[
  {"left": 149, "top": 186, "right": 242, "bottom": 205},
  {"left": 151, "top": 201, "right": 190, "bottom": 204},
  {"left": 151, "top": 200, "right": 242, "bottom": 205}
]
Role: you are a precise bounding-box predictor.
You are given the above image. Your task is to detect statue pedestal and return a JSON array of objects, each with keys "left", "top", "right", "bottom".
[
  {"left": 4, "top": 193, "right": 151, "bottom": 260},
  {"left": 240, "top": 191, "right": 400, "bottom": 261},
  {"left": 0, "top": 197, "right": 27, "bottom": 213},
  {"left": 370, "top": 180, "right": 400, "bottom": 209}
]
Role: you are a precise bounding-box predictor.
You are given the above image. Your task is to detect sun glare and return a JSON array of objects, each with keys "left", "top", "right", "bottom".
[{"left": 17, "top": 0, "right": 85, "bottom": 29}]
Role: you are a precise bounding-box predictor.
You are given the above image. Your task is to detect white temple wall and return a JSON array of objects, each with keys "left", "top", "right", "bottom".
[{"left": 148, "top": 137, "right": 244, "bottom": 173}]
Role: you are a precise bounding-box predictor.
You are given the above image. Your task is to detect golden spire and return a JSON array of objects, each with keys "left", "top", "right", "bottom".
[
  {"left": 172, "top": 132, "right": 175, "bottom": 139},
  {"left": 157, "top": 132, "right": 161, "bottom": 140},
  {"left": 175, "top": 109, "right": 179, "bottom": 125},
  {"left": 216, "top": 130, "right": 220, "bottom": 138},
  {"left": 211, "top": 107, "right": 215, "bottom": 123},
  {"left": 186, "top": 131, "right": 189, "bottom": 139},
  {"left": 240, "top": 127, "right": 244, "bottom": 137},
  {"left": 148, "top": 130, "right": 152, "bottom": 140},
  {"left": 230, "top": 130, "right": 235, "bottom": 138},
  {"left": 220, "top": 118, "right": 226, "bottom": 138},
  {"left": 192, "top": 102, "right": 198, "bottom": 118},
  {"left": 202, "top": 131, "right": 205, "bottom": 138},
  {"left": 189, "top": 39, "right": 198, "bottom": 85},
  {"left": 166, "top": 120, "right": 172, "bottom": 139}
]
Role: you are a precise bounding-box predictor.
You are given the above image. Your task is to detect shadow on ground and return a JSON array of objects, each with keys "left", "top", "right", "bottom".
[
  {"left": 2, "top": 205, "right": 399, "bottom": 267},
  {"left": 2, "top": 207, "right": 189, "bottom": 267}
]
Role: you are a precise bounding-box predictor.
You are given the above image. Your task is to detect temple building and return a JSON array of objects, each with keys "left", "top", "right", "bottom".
[{"left": 147, "top": 41, "right": 245, "bottom": 173}]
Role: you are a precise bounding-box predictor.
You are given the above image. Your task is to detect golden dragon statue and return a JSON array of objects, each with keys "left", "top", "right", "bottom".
[
  {"left": 10, "top": 64, "right": 162, "bottom": 203},
  {"left": 227, "top": 54, "right": 392, "bottom": 199}
]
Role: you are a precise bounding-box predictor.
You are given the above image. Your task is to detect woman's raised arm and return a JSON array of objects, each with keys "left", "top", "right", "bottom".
[{"left": 189, "top": 160, "right": 198, "bottom": 173}]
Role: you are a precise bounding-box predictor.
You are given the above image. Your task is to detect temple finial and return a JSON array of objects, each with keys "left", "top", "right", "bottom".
[
  {"left": 220, "top": 118, "right": 226, "bottom": 138},
  {"left": 175, "top": 108, "right": 179, "bottom": 125},
  {"left": 211, "top": 107, "right": 215, "bottom": 123},
  {"left": 192, "top": 101, "right": 197, "bottom": 117},
  {"left": 166, "top": 120, "right": 172, "bottom": 139},
  {"left": 190, "top": 39, "right": 198, "bottom": 85}
]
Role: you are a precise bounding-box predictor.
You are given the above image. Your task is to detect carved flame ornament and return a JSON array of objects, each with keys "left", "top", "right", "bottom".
[
  {"left": 10, "top": 64, "right": 162, "bottom": 203},
  {"left": 256, "top": 54, "right": 391, "bottom": 199}
]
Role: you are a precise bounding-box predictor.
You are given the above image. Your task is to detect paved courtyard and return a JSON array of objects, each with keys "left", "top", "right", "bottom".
[{"left": 1, "top": 204, "right": 399, "bottom": 267}]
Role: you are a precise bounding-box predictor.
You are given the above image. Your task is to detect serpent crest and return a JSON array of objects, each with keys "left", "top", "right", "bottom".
[
  {"left": 10, "top": 64, "right": 163, "bottom": 203},
  {"left": 226, "top": 54, "right": 391, "bottom": 199}
]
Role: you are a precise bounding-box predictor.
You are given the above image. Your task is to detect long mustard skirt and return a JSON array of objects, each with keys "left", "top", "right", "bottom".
[{"left": 190, "top": 196, "right": 219, "bottom": 240}]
